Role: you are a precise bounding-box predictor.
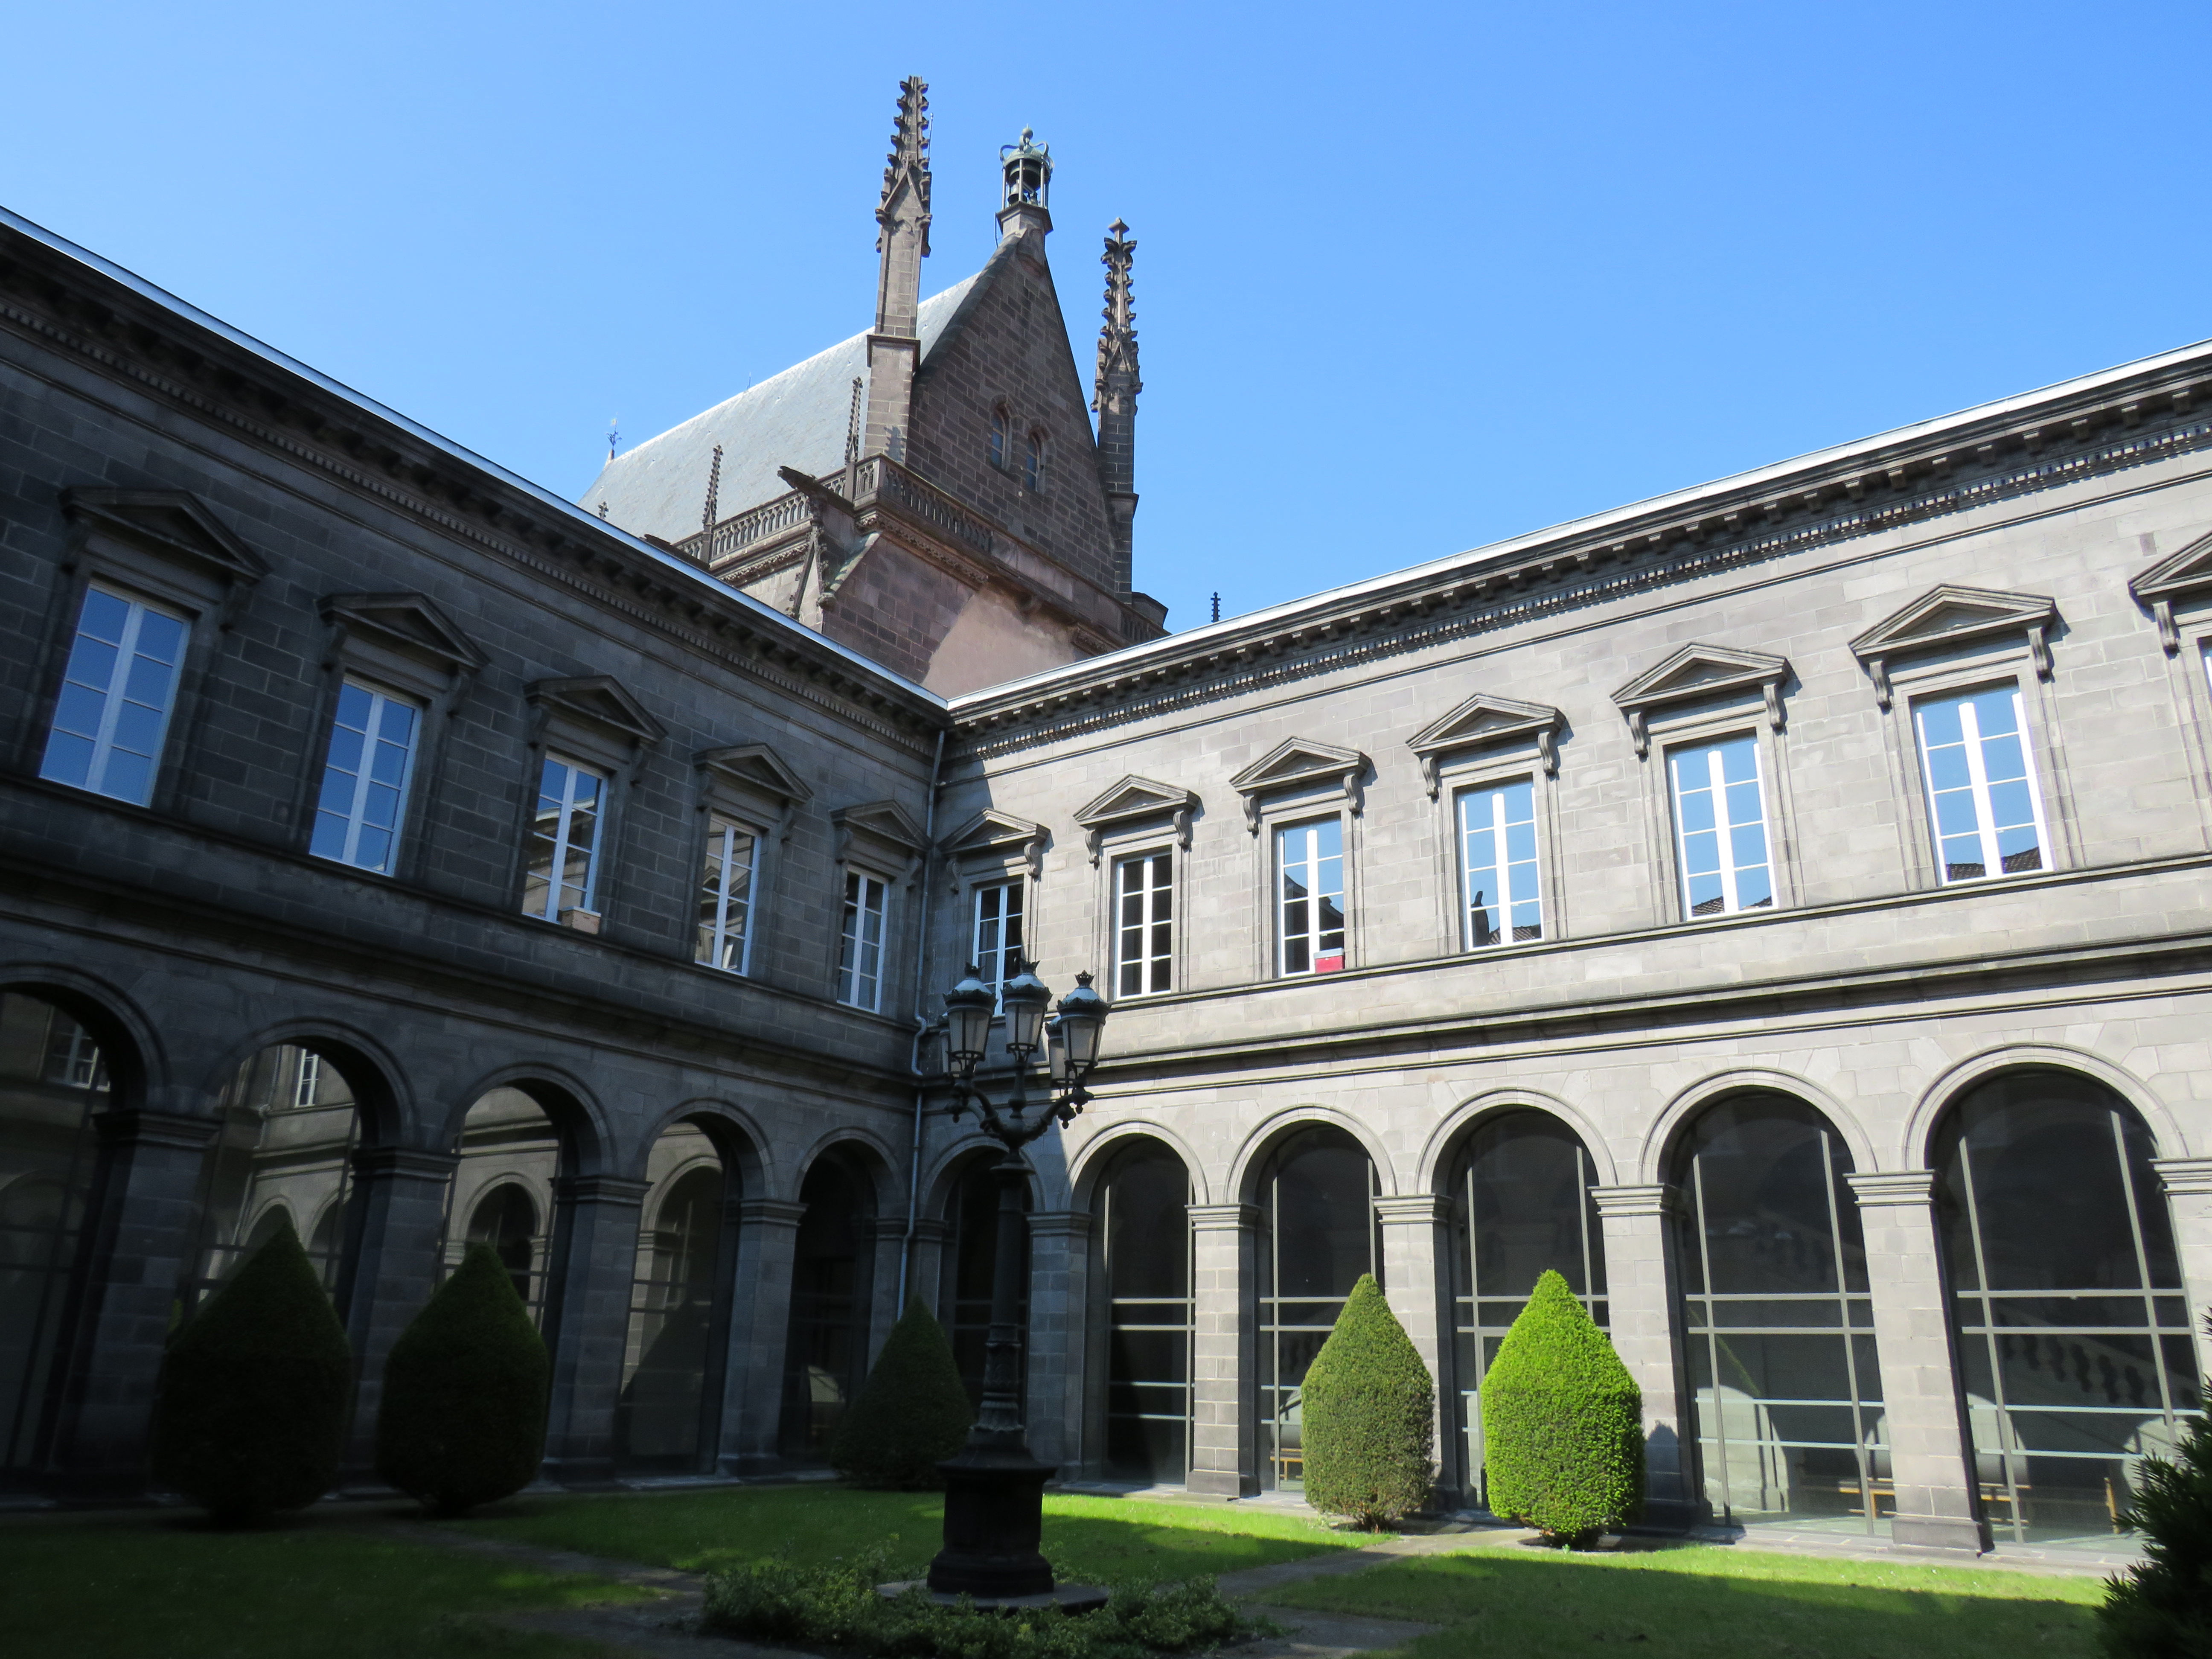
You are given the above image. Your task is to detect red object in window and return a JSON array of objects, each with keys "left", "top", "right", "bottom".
[{"left": 1314, "top": 954, "right": 1345, "bottom": 974}]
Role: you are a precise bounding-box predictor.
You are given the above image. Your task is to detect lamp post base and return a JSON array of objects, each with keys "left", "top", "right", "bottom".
[{"left": 926, "top": 1444, "right": 1059, "bottom": 1599}]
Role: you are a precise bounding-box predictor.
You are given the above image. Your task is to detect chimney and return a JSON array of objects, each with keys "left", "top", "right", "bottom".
[
  {"left": 1093, "top": 220, "right": 1140, "bottom": 597},
  {"left": 863, "top": 76, "right": 930, "bottom": 460}
]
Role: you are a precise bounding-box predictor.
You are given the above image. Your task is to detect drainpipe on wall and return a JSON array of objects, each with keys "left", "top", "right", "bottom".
[{"left": 897, "top": 727, "right": 947, "bottom": 1314}]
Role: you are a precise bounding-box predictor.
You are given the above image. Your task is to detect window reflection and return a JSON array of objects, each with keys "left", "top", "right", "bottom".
[
  {"left": 1094, "top": 1141, "right": 1191, "bottom": 1484},
  {"left": 1257, "top": 1127, "right": 1377, "bottom": 1491},
  {"left": 445, "top": 1088, "right": 562, "bottom": 1324},
  {"left": 781, "top": 1154, "right": 873, "bottom": 1458},
  {"left": 617, "top": 1125, "right": 728, "bottom": 1471}
]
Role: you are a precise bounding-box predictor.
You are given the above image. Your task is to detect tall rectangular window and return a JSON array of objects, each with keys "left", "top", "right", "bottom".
[
  {"left": 522, "top": 755, "right": 605, "bottom": 921},
  {"left": 1670, "top": 735, "right": 1773, "bottom": 917},
  {"left": 972, "top": 879, "right": 1025, "bottom": 1002},
  {"left": 1115, "top": 851, "right": 1173, "bottom": 996},
  {"left": 1276, "top": 818, "right": 1345, "bottom": 976},
  {"left": 838, "top": 872, "right": 888, "bottom": 1010},
  {"left": 38, "top": 584, "right": 189, "bottom": 806},
  {"left": 309, "top": 681, "right": 420, "bottom": 874},
  {"left": 695, "top": 815, "right": 757, "bottom": 972},
  {"left": 1915, "top": 685, "right": 2048, "bottom": 884},
  {"left": 1458, "top": 780, "right": 1541, "bottom": 947}
]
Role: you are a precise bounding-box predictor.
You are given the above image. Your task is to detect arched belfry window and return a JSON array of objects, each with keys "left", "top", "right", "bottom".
[
  {"left": 1091, "top": 1139, "right": 1192, "bottom": 1483},
  {"left": 1935, "top": 1069, "right": 2198, "bottom": 1545},
  {"left": 1673, "top": 1092, "right": 1887, "bottom": 1533},
  {"left": 0, "top": 993, "right": 108, "bottom": 1476},
  {"left": 989, "top": 405, "right": 1010, "bottom": 472},
  {"left": 1447, "top": 1110, "right": 1607, "bottom": 1501},
  {"left": 1255, "top": 1126, "right": 1379, "bottom": 1492},
  {"left": 1025, "top": 430, "right": 1048, "bottom": 493}
]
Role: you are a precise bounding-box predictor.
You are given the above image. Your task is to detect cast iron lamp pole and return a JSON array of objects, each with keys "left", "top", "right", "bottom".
[{"left": 919, "top": 960, "right": 1109, "bottom": 1606}]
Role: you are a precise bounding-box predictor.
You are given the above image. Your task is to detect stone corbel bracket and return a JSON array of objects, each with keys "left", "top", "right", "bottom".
[
  {"left": 1848, "top": 584, "right": 2058, "bottom": 709},
  {"left": 694, "top": 742, "right": 813, "bottom": 843},
  {"left": 2131, "top": 530, "right": 2212, "bottom": 655},
  {"left": 1611, "top": 644, "right": 1790, "bottom": 758},
  {"left": 1072, "top": 774, "right": 1200, "bottom": 865},
  {"left": 1405, "top": 691, "right": 1565, "bottom": 800},
  {"left": 1228, "top": 738, "right": 1369, "bottom": 834}
]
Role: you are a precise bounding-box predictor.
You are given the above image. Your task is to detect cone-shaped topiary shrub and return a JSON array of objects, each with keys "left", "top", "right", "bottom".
[
  {"left": 150, "top": 1214, "right": 351, "bottom": 1525},
  {"left": 830, "top": 1301, "right": 974, "bottom": 1488},
  {"left": 1481, "top": 1268, "right": 1644, "bottom": 1545},
  {"left": 1300, "top": 1274, "right": 1435, "bottom": 1528},
  {"left": 375, "top": 1242, "right": 550, "bottom": 1515},
  {"left": 2100, "top": 1381, "right": 2212, "bottom": 1656}
]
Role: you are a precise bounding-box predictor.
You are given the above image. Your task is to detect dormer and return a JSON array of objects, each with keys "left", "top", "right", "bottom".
[
  {"left": 1073, "top": 775, "right": 1199, "bottom": 865},
  {"left": 1228, "top": 739, "right": 1368, "bottom": 833},
  {"left": 2131, "top": 531, "right": 2212, "bottom": 654},
  {"left": 1612, "top": 646, "right": 1790, "bottom": 757},
  {"left": 1849, "top": 585, "right": 2057, "bottom": 708},
  {"left": 1406, "top": 693, "right": 1565, "bottom": 799}
]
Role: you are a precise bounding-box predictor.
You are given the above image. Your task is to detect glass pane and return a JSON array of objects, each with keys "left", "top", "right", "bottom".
[
  {"left": 781, "top": 1156, "right": 875, "bottom": 1458},
  {"left": 448, "top": 1088, "right": 561, "bottom": 1321},
  {"left": 1096, "top": 1141, "right": 1191, "bottom": 1483},
  {"left": 1259, "top": 1127, "right": 1375, "bottom": 1491},
  {"left": 617, "top": 1126, "right": 725, "bottom": 1470}
]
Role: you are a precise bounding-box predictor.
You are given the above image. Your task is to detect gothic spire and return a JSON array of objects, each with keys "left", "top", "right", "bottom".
[
  {"left": 865, "top": 76, "right": 931, "bottom": 460},
  {"left": 1094, "top": 219, "right": 1141, "bottom": 598}
]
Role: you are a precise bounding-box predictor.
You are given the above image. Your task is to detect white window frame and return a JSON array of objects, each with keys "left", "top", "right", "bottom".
[
  {"left": 1667, "top": 733, "right": 1776, "bottom": 919},
  {"left": 1275, "top": 816, "right": 1347, "bottom": 978},
  {"left": 523, "top": 754, "right": 606, "bottom": 922},
  {"left": 972, "top": 878, "right": 1026, "bottom": 1004},
  {"left": 1456, "top": 777, "right": 1543, "bottom": 948},
  {"left": 1113, "top": 849, "right": 1175, "bottom": 997},
  {"left": 38, "top": 582, "right": 191, "bottom": 806},
  {"left": 695, "top": 814, "right": 759, "bottom": 974},
  {"left": 309, "top": 678, "right": 422, "bottom": 875},
  {"left": 838, "top": 870, "right": 890, "bottom": 1011},
  {"left": 293, "top": 1050, "right": 323, "bottom": 1111},
  {"left": 1912, "top": 682, "right": 2053, "bottom": 886}
]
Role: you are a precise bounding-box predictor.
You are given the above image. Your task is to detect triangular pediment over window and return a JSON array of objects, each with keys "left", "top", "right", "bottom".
[
  {"left": 526, "top": 675, "right": 667, "bottom": 747},
  {"left": 1406, "top": 693, "right": 1564, "bottom": 796},
  {"left": 1073, "top": 775, "right": 1199, "bottom": 863},
  {"left": 1848, "top": 584, "right": 2056, "bottom": 707},
  {"left": 2131, "top": 531, "right": 2212, "bottom": 653},
  {"left": 1611, "top": 645, "right": 1789, "bottom": 756},
  {"left": 939, "top": 809, "right": 1048, "bottom": 876},
  {"left": 63, "top": 488, "right": 269, "bottom": 586},
  {"left": 695, "top": 742, "right": 812, "bottom": 807},
  {"left": 832, "top": 799, "right": 928, "bottom": 876},
  {"left": 1228, "top": 738, "right": 1369, "bottom": 831},
  {"left": 321, "top": 592, "right": 488, "bottom": 678}
]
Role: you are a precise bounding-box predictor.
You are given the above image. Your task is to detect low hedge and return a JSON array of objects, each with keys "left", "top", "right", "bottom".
[
  {"left": 1299, "top": 1274, "right": 1435, "bottom": 1528},
  {"left": 703, "top": 1544, "right": 1264, "bottom": 1659},
  {"left": 1479, "top": 1268, "right": 1643, "bottom": 1545},
  {"left": 149, "top": 1215, "right": 352, "bottom": 1525},
  {"left": 375, "top": 1242, "right": 549, "bottom": 1515},
  {"left": 831, "top": 1301, "right": 975, "bottom": 1489}
]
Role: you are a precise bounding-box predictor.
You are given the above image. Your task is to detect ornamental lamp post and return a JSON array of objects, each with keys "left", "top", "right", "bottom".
[{"left": 909, "top": 960, "right": 1110, "bottom": 1611}]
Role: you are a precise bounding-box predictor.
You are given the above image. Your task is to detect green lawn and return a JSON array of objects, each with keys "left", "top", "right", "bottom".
[
  {"left": 0, "top": 1511, "right": 651, "bottom": 1658},
  {"left": 449, "top": 1484, "right": 1359, "bottom": 1583},
  {"left": 1269, "top": 1541, "right": 2105, "bottom": 1659}
]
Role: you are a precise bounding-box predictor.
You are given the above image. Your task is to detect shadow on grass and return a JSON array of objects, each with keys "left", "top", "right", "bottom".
[
  {"left": 1269, "top": 1545, "right": 2104, "bottom": 1659},
  {"left": 448, "top": 1483, "right": 1357, "bottom": 1582}
]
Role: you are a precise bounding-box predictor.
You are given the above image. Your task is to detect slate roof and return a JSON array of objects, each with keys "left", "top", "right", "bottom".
[{"left": 579, "top": 274, "right": 982, "bottom": 544}]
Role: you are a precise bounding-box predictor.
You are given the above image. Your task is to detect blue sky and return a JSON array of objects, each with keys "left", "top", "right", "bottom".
[{"left": 5, "top": 2, "right": 2206, "bottom": 634}]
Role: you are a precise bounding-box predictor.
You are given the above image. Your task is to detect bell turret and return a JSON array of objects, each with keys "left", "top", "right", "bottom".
[{"left": 995, "top": 127, "right": 1053, "bottom": 242}]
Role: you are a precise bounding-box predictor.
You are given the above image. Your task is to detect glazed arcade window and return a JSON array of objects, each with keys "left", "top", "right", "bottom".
[
  {"left": 695, "top": 815, "right": 758, "bottom": 973},
  {"left": 1115, "top": 851, "right": 1173, "bottom": 996},
  {"left": 972, "top": 879, "right": 1025, "bottom": 1004},
  {"left": 38, "top": 584, "right": 189, "bottom": 806},
  {"left": 1669, "top": 736, "right": 1773, "bottom": 917},
  {"left": 309, "top": 681, "right": 420, "bottom": 875},
  {"left": 838, "top": 871, "right": 889, "bottom": 1011},
  {"left": 1458, "top": 779, "right": 1541, "bottom": 946},
  {"left": 522, "top": 756, "right": 605, "bottom": 923},
  {"left": 1276, "top": 818, "right": 1345, "bottom": 976},
  {"left": 1914, "top": 685, "right": 2049, "bottom": 883}
]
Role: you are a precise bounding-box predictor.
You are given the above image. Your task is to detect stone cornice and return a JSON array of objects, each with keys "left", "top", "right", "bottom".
[
  {"left": 952, "top": 361, "right": 2212, "bottom": 755},
  {"left": 0, "top": 212, "right": 949, "bottom": 754}
]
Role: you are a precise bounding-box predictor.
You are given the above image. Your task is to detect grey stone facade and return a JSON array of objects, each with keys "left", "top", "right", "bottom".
[{"left": 7, "top": 86, "right": 2212, "bottom": 1560}]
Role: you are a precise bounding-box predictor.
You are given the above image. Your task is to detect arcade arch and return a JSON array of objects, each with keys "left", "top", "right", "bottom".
[
  {"left": 1089, "top": 1135, "right": 1192, "bottom": 1484},
  {"left": 614, "top": 1119, "right": 739, "bottom": 1472},
  {"left": 779, "top": 1144, "right": 879, "bottom": 1460}
]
